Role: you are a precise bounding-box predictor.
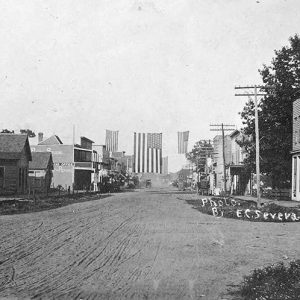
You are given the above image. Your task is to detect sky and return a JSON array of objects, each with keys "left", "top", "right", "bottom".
[{"left": 0, "top": 0, "right": 299, "bottom": 171}]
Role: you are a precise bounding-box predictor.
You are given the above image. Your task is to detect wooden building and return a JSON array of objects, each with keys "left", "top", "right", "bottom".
[
  {"left": 292, "top": 98, "right": 300, "bottom": 200},
  {"left": 0, "top": 134, "right": 32, "bottom": 194},
  {"left": 28, "top": 152, "right": 53, "bottom": 193}
]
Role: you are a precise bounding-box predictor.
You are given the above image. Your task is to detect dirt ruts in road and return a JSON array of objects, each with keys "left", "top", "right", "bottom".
[{"left": 1, "top": 189, "right": 300, "bottom": 299}]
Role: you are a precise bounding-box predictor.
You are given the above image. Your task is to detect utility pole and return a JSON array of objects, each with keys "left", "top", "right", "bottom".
[
  {"left": 210, "top": 124, "right": 235, "bottom": 195},
  {"left": 234, "top": 85, "right": 274, "bottom": 207}
]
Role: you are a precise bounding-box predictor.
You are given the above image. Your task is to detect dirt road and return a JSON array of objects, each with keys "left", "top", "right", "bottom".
[{"left": 1, "top": 188, "right": 299, "bottom": 299}]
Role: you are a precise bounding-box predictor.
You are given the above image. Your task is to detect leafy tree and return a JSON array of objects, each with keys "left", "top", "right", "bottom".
[
  {"left": 186, "top": 140, "right": 213, "bottom": 173},
  {"left": 1, "top": 129, "right": 14, "bottom": 133},
  {"left": 239, "top": 34, "right": 300, "bottom": 188},
  {"left": 20, "top": 129, "right": 36, "bottom": 138}
]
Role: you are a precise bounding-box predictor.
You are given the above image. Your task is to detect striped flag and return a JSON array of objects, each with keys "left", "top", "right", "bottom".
[
  {"left": 133, "top": 132, "right": 162, "bottom": 174},
  {"left": 105, "top": 130, "right": 119, "bottom": 152},
  {"left": 178, "top": 131, "right": 189, "bottom": 154}
]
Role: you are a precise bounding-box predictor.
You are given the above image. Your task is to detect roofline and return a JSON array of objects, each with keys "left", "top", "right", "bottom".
[
  {"left": 80, "top": 136, "right": 94, "bottom": 143},
  {"left": 229, "top": 129, "right": 240, "bottom": 138}
]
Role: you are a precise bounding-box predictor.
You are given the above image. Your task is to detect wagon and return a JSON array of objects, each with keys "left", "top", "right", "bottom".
[{"left": 145, "top": 179, "right": 152, "bottom": 188}]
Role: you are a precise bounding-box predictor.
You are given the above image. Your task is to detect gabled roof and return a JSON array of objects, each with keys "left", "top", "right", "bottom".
[
  {"left": 29, "top": 152, "right": 53, "bottom": 170},
  {"left": 38, "top": 135, "right": 63, "bottom": 145},
  {"left": 81, "top": 136, "right": 94, "bottom": 143},
  {"left": 229, "top": 129, "right": 240, "bottom": 138},
  {"left": 0, "top": 134, "right": 32, "bottom": 160}
]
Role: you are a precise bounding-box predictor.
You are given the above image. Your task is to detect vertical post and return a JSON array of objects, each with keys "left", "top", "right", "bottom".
[
  {"left": 254, "top": 85, "right": 261, "bottom": 206},
  {"left": 222, "top": 123, "right": 227, "bottom": 194}
]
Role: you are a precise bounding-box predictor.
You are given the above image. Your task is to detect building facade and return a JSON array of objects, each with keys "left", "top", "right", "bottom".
[
  {"left": 227, "top": 130, "right": 250, "bottom": 195},
  {"left": 210, "top": 134, "right": 232, "bottom": 193},
  {"left": 0, "top": 134, "right": 32, "bottom": 194},
  {"left": 32, "top": 135, "right": 100, "bottom": 191},
  {"left": 292, "top": 98, "right": 300, "bottom": 200},
  {"left": 29, "top": 152, "right": 53, "bottom": 193}
]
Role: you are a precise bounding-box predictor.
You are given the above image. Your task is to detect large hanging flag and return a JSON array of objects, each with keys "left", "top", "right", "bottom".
[
  {"left": 105, "top": 130, "right": 119, "bottom": 152},
  {"left": 133, "top": 132, "right": 162, "bottom": 174},
  {"left": 178, "top": 131, "right": 189, "bottom": 154}
]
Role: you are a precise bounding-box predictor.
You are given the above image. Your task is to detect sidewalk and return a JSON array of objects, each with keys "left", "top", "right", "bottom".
[{"left": 234, "top": 195, "right": 300, "bottom": 208}]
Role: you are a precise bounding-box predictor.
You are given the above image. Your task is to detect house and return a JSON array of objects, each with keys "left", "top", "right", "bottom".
[
  {"left": 31, "top": 134, "right": 100, "bottom": 191},
  {"left": 28, "top": 152, "right": 53, "bottom": 193},
  {"left": 0, "top": 134, "right": 32, "bottom": 194},
  {"left": 291, "top": 98, "right": 300, "bottom": 201}
]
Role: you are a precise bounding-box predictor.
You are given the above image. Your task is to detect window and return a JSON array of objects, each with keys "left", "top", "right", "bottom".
[
  {"left": 296, "top": 131, "right": 298, "bottom": 144},
  {"left": 0, "top": 167, "right": 4, "bottom": 188}
]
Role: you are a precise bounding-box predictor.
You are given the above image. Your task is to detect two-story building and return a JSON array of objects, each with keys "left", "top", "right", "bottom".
[
  {"left": 227, "top": 130, "right": 250, "bottom": 195},
  {"left": 210, "top": 134, "right": 232, "bottom": 193},
  {"left": 32, "top": 134, "right": 99, "bottom": 191}
]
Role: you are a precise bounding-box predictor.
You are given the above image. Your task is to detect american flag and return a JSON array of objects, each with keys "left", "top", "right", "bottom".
[
  {"left": 105, "top": 130, "right": 119, "bottom": 152},
  {"left": 178, "top": 131, "right": 189, "bottom": 154},
  {"left": 147, "top": 133, "right": 162, "bottom": 149},
  {"left": 133, "top": 132, "right": 162, "bottom": 174}
]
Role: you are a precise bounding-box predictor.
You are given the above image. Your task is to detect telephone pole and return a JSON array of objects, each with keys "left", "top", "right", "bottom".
[
  {"left": 210, "top": 124, "right": 235, "bottom": 194},
  {"left": 234, "top": 85, "right": 274, "bottom": 207}
]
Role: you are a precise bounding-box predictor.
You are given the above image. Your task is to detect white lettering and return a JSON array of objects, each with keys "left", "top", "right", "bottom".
[
  {"left": 255, "top": 210, "right": 261, "bottom": 219},
  {"left": 236, "top": 209, "right": 243, "bottom": 218},
  {"left": 245, "top": 209, "right": 251, "bottom": 219},
  {"left": 209, "top": 200, "right": 217, "bottom": 207},
  {"left": 202, "top": 198, "right": 208, "bottom": 207},
  {"left": 231, "top": 199, "right": 237, "bottom": 206}
]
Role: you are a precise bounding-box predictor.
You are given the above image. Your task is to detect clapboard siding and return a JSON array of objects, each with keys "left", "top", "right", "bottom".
[
  {"left": 0, "top": 162, "right": 18, "bottom": 192},
  {"left": 293, "top": 99, "right": 300, "bottom": 151}
]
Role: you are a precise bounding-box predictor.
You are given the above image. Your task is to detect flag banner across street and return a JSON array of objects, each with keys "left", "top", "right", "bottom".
[
  {"left": 105, "top": 130, "right": 119, "bottom": 152},
  {"left": 178, "top": 131, "right": 189, "bottom": 154},
  {"left": 133, "top": 132, "right": 162, "bottom": 174}
]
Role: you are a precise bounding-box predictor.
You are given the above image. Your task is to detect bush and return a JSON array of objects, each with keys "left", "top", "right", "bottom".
[{"left": 236, "top": 260, "right": 300, "bottom": 299}]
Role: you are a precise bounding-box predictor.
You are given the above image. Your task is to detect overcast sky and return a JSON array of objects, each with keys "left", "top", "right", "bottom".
[{"left": 0, "top": 0, "right": 299, "bottom": 171}]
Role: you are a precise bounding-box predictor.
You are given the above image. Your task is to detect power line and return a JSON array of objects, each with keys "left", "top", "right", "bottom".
[{"left": 234, "top": 84, "right": 274, "bottom": 207}]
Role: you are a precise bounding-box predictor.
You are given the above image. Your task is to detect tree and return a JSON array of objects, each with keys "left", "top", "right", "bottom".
[
  {"left": 1, "top": 129, "right": 14, "bottom": 133},
  {"left": 186, "top": 140, "right": 213, "bottom": 173},
  {"left": 239, "top": 34, "right": 300, "bottom": 188},
  {"left": 20, "top": 129, "right": 36, "bottom": 138}
]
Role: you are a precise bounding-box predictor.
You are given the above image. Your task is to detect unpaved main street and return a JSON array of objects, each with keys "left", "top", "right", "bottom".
[{"left": 1, "top": 188, "right": 300, "bottom": 299}]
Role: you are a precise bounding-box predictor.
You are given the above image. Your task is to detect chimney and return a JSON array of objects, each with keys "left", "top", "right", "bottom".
[{"left": 38, "top": 132, "right": 43, "bottom": 144}]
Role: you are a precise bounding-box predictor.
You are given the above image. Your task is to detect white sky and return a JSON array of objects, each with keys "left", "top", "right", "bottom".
[{"left": 0, "top": 0, "right": 299, "bottom": 171}]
